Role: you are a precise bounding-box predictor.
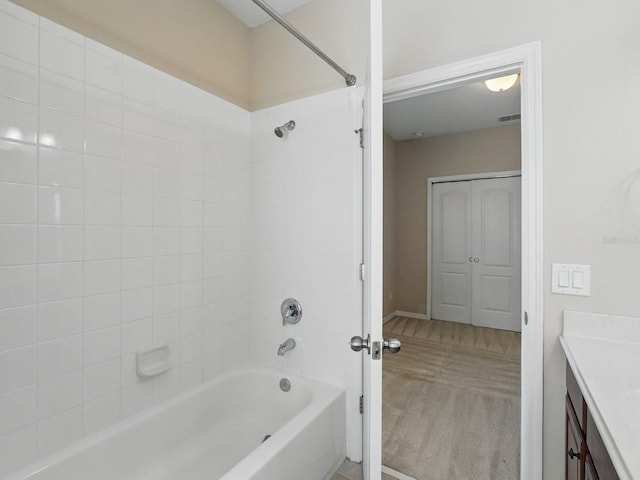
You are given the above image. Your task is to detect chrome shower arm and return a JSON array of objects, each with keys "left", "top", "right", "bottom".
[{"left": 251, "top": 0, "right": 357, "bottom": 87}]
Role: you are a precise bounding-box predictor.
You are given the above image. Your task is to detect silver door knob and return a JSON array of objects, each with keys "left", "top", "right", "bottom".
[
  {"left": 349, "top": 334, "right": 370, "bottom": 353},
  {"left": 473, "top": 257, "right": 480, "bottom": 263},
  {"left": 383, "top": 338, "right": 401, "bottom": 353}
]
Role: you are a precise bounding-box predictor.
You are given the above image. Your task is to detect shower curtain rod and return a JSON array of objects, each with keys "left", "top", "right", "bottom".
[{"left": 251, "top": 0, "right": 357, "bottom": 87}]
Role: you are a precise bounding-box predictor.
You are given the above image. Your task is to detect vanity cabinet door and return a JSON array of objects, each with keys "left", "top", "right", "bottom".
[
  {"left": 567, "top": 363, "right": 585, "bottom": 429},
  {"left": 565, "top": 361, "right": 620, "bottom": 480},
  {"left": 566, "top": 397, "right": 583, "bottom": 480},
  {"left": 585, "top": 455, "right": 599, "bottom": 480},
  {"left": 586, "top": 409, "right": 620, "bottom": 480}
]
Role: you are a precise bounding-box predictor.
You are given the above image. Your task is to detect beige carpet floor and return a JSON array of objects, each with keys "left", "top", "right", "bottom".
[{"left": 382, "top": 317, "right": 521, "bottom": 480}]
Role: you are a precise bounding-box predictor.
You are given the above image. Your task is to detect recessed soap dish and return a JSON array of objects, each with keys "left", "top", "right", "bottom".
[{"left": 136, "top": 345, "right": 171, "bottom": 378}]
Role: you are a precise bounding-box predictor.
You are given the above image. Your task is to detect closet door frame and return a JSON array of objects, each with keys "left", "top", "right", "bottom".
[{"left": 426, "top": 170, "right": 522, "bottom": 321}]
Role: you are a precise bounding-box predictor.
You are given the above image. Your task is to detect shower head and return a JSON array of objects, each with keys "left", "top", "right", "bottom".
[{"left": 274, "top": 120, "right": 295, "bottom": 138}]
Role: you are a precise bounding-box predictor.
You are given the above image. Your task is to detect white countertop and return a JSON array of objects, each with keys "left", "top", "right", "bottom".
[{"left": 560, "top": 310, "right": 640, "bottom": 480}]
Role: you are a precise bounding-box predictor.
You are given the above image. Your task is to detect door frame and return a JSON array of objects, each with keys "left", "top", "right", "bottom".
[
  {"left": 361, "top": 0, "right": 384, "bottom": 478},
  {"left": 381, "top": 42, "right": 544, "bottom": 480},
  {"left": 426, "top": 170, "right": 522, "bottom": 323}
]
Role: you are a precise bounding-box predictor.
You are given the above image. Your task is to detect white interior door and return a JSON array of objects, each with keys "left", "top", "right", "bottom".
[
  {"left": 471, "top": 177, "right": 521, "bottom": 331},
  {"left": 431, "top": 182, "right": 472, "bottom": 324},
  {"left": 362, "top": 0, "right": 383, "bottom": 478},
  {"left": 430, "top": 175, "right": 521, "bottom": 332}
]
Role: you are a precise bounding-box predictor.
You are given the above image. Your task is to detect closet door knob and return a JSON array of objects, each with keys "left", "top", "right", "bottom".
[
  {"left": 468, "top": 257, "right": 473, "bottom": 263},
  {"left": 473, "top": 257, "right": 480, "bottom": 263}
]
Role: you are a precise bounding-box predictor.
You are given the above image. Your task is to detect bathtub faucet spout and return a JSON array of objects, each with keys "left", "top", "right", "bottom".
[{"left": 277, "top": 338, "right": 296, "bottom": 356}]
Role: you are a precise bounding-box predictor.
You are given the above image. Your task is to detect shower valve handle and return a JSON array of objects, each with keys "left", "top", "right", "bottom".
[{"left": 281, "top": 298, "right": 302, "bottom": 326}]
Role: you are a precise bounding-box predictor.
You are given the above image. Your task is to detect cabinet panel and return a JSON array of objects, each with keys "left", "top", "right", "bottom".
[
  {"left": 586, "top": 409, "right": 620, "bottom": 480},
  {"left": 566, "top": 363, "right": 585, "bottom": 431},
  {"left": 565, "top": 362, "right": 620, "bottom": 480},
  {"left": 566, "top": 396, "right": 583, "bottom": 480},
  {"left": 585, "top": 454, "right": 599, "bottom": 480}
]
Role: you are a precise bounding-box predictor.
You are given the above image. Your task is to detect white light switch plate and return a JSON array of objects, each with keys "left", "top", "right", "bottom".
[{"left": 552, "top": 263, "right": 591, "bottom": 296}]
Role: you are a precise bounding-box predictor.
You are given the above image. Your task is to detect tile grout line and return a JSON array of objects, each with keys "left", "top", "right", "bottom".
[
  {"left": 34, "top": 10, "right": 42, "bottom": 454},
  {"left": 117, "top": 40, "right": 124, "bottom": 424},
  {"left": 79, "top": 26, "right": 87, "bottom": 441}
]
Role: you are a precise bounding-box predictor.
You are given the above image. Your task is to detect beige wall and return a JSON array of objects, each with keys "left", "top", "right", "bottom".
[
  {"left": 392, "top": 125, "right": 521, "bottom": 314},
  {"left": 11, "top": 0, "right": 367, "bottom": 111},
  {"left": 383, "top": 0, "right": 640, "bottom": 477},
  {"left": 12, "top": 0, "right": 253, "bottom": 109},
  {"left": 249, "top": 0, "right": 367, "bottom": 110},
  {"left": 383, "top": 133, "right": 397, "bottom": 318}
]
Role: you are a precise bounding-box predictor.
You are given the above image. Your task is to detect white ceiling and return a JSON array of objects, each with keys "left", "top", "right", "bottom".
[
  {"left": 383, "top": 80, "right": 521, "bottom": 141},
  {"left": 217, "top": 0, "right": 314, "bottom": 28}
]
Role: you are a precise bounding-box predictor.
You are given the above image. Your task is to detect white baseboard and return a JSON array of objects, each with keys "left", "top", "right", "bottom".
[
  {"left": 382, "top": 465, "right": 419, "bottom": 480},
  {"left": 394, "top": 310, "right": 428, "bottom": 321},
  {"left": 383, "top": 311, "right": 429, "bottom": 323},
  {"left": 382, "top": 312, "right": 397, "bottom": 324}
]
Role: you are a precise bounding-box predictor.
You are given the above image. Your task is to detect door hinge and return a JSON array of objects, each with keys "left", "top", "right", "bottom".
[
  {"left": 359, "top": 395, "right": 364, "bottom": 414},
  {"left": 359, "top": 263, "right": 365, "bottom": 281},
  {"left": 354, "top": 128, "right": 364, "bottom": 148}
]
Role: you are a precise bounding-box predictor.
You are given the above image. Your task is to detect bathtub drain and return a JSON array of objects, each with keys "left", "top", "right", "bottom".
[{"left": 279, "top": 378, "right": 291, "bottom": 392}]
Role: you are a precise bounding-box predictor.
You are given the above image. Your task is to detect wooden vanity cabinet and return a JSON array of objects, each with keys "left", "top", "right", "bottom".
[
  {"left": 565, "top": 398, "right": 583, "bottom": 480},
  {"left": 586, "top": 408, "right": 618, "bottom": 480},
  {"left": 584, "top": 455, "right": 599, "bottom": 480},
  {"left": 565, "top": 363, "right": 619, "bottom": 480}
]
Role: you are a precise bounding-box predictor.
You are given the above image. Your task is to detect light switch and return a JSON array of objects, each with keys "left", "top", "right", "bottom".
[
  {"left": 558, "top": 271, "right": 570, "bottom": 288},
  {"left": 572, "top": 271, "right": 584, "bottom": 289},
  {"left": 552, "top": 263, "right": 591, "bottom": 296}
]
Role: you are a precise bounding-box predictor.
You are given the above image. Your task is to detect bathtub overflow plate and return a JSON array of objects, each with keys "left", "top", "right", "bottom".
[{"left": 279, "top": 378, "right": 291, "bottom": 392}]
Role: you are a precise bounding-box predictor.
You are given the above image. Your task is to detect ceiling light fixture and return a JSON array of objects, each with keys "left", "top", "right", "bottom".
[{"left": 484, "top": 73, "right": 519, "bottom": 92}]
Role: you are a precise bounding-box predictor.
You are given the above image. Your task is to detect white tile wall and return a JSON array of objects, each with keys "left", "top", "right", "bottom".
[
  {"left": 249, "top": 89, "right": 362, "bottom": 389},
  {"left": 0, "top": 1, "right": 362, "bottom": 475},
  {"left": 0, "top": 2, "right": 250, "bottom": 475}
]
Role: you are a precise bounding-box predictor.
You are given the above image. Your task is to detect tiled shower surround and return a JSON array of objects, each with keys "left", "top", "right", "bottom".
[
  {"left": 249, "top": 90, "right": 362, "bottom": 429},
  {"left": 0, "top": 1, "right": 362, "bottom": 475}
]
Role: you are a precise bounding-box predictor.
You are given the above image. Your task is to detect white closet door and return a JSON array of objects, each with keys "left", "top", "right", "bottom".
[
  {"left": 471, "top": 177, "right": 521, "bottom": 332},
  {"left": 431, "top": 182, "right": 472, "bottom": 324}
]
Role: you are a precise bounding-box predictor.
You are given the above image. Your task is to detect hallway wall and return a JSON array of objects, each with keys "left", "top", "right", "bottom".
[
  {"left": 383, "top": 133, "right": 397, "bottom": 318},
  {"left": 391, "top": 125, "right": 521, "bottom": 315}
]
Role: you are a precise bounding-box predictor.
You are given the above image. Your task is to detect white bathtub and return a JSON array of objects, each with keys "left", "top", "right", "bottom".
[{"left": 7, "top": 369, "right": 346, "bottom": 480}]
